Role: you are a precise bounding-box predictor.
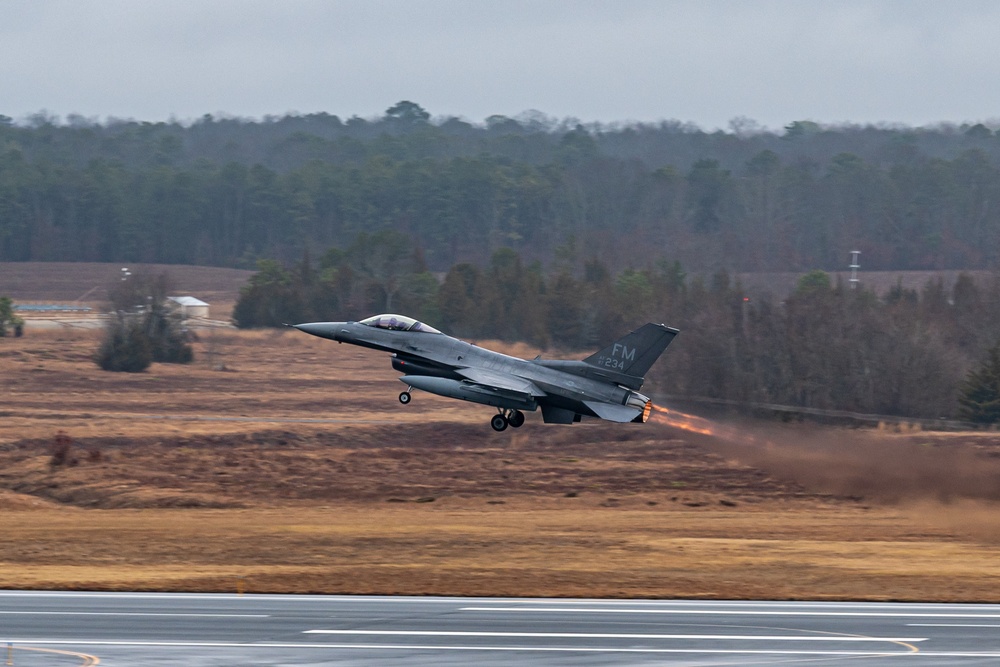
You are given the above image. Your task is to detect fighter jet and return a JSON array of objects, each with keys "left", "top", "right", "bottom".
[{"left": 293, "top": 314, "right": 678, "bottom": 431}]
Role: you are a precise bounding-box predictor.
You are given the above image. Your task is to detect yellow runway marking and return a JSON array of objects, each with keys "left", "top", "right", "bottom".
[{"left": 11, "top": 645, "right": 100, "bottom": 666}]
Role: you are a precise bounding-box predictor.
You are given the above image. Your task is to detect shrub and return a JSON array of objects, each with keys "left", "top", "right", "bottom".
[
  {"left": 96, "top": 313, "right": 153, "bottom": 372},
  {"left": 96, "top": 272, "right": 193, "bottom": 371},
  {"left": 50, "top": 431, "right": 74, "bottom": 468}
]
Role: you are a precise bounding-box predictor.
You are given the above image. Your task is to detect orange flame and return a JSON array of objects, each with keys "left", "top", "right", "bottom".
[{"left": 649, "top": 404, "right": 718, "bottom": 436}]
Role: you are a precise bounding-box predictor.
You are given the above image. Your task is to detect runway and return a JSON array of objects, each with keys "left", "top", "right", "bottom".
[{"left": 3, "top": 592, "right": 1000, "bottom": 665}]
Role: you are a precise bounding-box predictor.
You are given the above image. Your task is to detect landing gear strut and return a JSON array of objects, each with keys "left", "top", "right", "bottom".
[
  {"left": 490, "top": 408, "right": 524, "bottom": 432},
  {"left": 399, "top": 389, "right": 412, "bottom": 405}
]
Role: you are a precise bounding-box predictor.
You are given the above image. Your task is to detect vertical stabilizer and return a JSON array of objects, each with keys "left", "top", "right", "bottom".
[{"left": 583, "top": 323, "right": 678, "bottom": 378}]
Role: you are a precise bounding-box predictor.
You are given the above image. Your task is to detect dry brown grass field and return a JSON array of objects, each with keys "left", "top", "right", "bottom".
[{"left": 3, "top": 327, "right": 1000, "bottom": 601}]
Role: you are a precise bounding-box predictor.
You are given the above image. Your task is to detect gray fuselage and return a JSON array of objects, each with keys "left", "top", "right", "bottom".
[{"left": 296, "top": 321, "right": 639, "bottom": 419}]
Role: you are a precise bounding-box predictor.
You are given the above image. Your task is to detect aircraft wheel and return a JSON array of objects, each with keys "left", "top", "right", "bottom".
[
  {"left": 508, "top": 410, "right": 525, "bottom": 428},
  {"left": 398, "top": 391, "right": 411, "bottom": 405},
  {"left": 490, "top": 414, "right": 509, "bottom": 432}
]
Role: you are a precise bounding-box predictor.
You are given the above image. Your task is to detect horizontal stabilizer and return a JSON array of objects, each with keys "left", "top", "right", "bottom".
[{"left": 583, "top": 400, "right": 643, "bottom": 423}]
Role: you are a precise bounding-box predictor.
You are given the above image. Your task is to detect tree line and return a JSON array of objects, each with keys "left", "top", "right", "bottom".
[
  {"left": 3, "top": 103, "right": 1000, "bottom": 274},
  {"left": 233, "top": 247, "right": 1000, "bottom": 422}
]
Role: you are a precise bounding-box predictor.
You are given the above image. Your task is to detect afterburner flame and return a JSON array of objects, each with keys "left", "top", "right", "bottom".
[{"left": 649, "top": 404, "right": 717, "bottom": 436}]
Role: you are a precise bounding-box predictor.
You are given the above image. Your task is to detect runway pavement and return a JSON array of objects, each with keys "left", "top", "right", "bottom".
[{"left": 2, "top": 591, "right": 1000, "bottom": 665}]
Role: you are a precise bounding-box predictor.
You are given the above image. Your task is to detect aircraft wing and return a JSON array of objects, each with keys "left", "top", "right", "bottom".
[
  {"left": 455, "top": 367, "right": 546, "bottom": 398},
  {"left": 583, "top": 400, "right": 643, "bottom": 423}
]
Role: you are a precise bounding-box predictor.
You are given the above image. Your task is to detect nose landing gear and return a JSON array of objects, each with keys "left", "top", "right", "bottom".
[{"left": 399, "top": 389, "right": 412, "bottom": 404}]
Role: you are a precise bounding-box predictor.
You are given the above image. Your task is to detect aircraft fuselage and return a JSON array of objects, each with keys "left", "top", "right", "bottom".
[
  {"left": 296, "top": 321, "right": 632, "bottom": 415},
  {"left": 293, "top": 315, "right": 677, "bottom": 430}
]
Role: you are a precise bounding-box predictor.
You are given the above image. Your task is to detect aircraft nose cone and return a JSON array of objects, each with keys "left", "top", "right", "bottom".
[{"left": 292, "top": 322, "right": 343, "bottom": 340}]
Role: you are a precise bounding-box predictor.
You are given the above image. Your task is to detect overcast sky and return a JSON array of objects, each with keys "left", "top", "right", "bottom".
[{"left": 3, "top": 0, "right": 1000, "bottom": 131}]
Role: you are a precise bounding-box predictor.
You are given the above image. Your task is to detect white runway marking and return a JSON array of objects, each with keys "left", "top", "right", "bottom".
[
  {"left": 463, "top": 607, "right": 1000, "bottom": 619},
  {"left": 3, "top": 593, "right": 995, "bottom": 612},
  {"left": 476, "top": 599, "right": 1000, "bottom": 609},
  {"left": 303, "top": 630, "right": 926, "bottom": 642},
  {"left": 0, "top": 611, "right": 268, "bottom": 617},
  {"left": 908, "top": 624, "right": 1000, "bottom": 627},
  {"left": 0, "top": 592, "right": 422, "bottom": 602},
  {"left": 2, "top": 640, "right": 924, "bottom": 656}
]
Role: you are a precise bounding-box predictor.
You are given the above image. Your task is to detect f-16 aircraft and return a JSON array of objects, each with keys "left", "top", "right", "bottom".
[{"left": 293, "top": 314, "right": 678, "bottom": 431}]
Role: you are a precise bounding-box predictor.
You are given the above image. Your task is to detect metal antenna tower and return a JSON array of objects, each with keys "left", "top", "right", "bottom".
[{"left": 849, "top": 250, "right": 861, "bottom": 289}]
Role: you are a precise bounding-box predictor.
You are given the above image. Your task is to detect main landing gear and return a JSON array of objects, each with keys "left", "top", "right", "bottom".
[
  {"left": 398, "top": 389, "right": 523, "bottom": 432},
  {"left": 491, "top": 408, "right": 525, "bottom": 432}
]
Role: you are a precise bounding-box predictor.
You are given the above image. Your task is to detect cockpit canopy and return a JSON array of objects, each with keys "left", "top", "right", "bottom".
[{"left": 359, "top": 314, "right": 441, "bottom": 334}]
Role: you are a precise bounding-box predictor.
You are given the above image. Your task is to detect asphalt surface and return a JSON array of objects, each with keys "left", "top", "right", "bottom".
[{"left": 2, "top": 592, "right": 1000, "bottom": 666}]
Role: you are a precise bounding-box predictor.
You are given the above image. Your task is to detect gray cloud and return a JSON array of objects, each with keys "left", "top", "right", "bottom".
[{"left": 3, "top": 0, "right": 1000, "bottom": 129}]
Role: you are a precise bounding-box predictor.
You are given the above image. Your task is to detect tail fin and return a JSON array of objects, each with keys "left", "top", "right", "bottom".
[{"left": 583, "top": 323, "right": 678, "bottom": 378}]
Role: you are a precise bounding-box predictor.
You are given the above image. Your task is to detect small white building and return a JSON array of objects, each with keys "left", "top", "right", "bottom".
[{"left": 168, "top": 296, "right": 210, "bottom": 319}]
